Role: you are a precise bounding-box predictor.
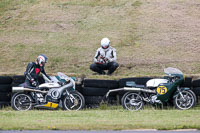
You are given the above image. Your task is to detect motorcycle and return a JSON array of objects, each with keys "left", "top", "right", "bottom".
[
  {"left": 106, "top": 67, "right": 196, "bottom": 110},
  {"left": 11, "top": 72, "right": 85, "bottom": 111}
]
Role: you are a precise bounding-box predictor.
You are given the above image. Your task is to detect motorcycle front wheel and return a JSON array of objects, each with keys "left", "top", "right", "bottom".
[
  {"left": 62, "top": 91, "right": 85, "bottom": 111},
  {"left": 11, "top": 93, "right": 33, "bottom": 111},
  {"left": 173, "top": 90, "right": 196, "bottom": 110},
  {"left": 122, "top": 92, "right": 144, "bottom": 111}
]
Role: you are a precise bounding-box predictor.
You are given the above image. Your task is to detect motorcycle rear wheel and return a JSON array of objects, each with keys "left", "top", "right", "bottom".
[
  {"left": 11, "top": 93, "right": 33, "bottom": 111},
  {"left": 122, "top": 92, "right": 144, "bottom": 111},
  {"left": 62, "top": 91, "right": 85, "bottom": 111},
  {"left": 173, "top": 90, "right": 196, "bottom": 110}
]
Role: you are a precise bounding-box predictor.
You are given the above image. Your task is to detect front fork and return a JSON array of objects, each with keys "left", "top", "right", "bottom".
[
  {"left": 66, "top": 91, "right": 76, "bottom": 103},
  {"left": 175, "top": 86, "right": 190, "bottom": 100}
]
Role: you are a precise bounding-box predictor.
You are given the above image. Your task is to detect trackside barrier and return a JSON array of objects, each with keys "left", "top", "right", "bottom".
[{"left": 0, "top": 75, "right": 199, "bottom": 108}]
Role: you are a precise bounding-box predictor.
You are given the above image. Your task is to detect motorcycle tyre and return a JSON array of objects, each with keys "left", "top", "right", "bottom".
[
  {"left": 0, "top": 92, "right": 11, "bottom": 101},
  {"left": 0, "top": 76, "right": 13, "bottom": 84},
  {"left": 192, "top": 87, "right": 200, "bottom": 96},
  {"left": 173, "top": 90, "right": 196, "bottom": 110},
  {"left": 11, "top": 93, "right": 33, "bottom": 111},
  {"left": 0, "top": 84, "right": 12, "bottom": 93},
  {"left": 84, "top": 79, "right": 119, "bottom": 89},
  {"left": 121, "top": 92, "right": 144, "bottom": 111},
  {"left": 62, "top": 91, "right": 85, "bottom": 111}
]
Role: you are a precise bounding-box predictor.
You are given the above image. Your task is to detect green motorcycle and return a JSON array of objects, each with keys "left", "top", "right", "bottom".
[{"left": 106, "top": 67, "right": 196, "bottom": 110}]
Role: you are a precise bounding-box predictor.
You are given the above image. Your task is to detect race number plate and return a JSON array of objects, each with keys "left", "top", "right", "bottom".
[{"left": 157, "top": 86, "right": 167, "bottom": 95}]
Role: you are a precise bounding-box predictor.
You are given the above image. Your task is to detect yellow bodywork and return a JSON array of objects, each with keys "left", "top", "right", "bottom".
[{"left": 43, "top": 102, "right": 58, "bottom": 108}]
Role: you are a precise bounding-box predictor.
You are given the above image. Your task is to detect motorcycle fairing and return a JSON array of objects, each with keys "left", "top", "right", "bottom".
[
  {"left": 42, "top": 102, "right": 58, "bottom": 108},
  {"left": 156, "top": 75, "right": 184, "bottom": 102}
]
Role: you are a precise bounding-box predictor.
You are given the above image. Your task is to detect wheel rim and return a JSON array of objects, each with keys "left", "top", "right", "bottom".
[
  {"left": 13, "top": 94, "right": 32, "bottom": 111},
  {"left": 64, "top": 93, "right": 83, "bottom": 111},
  {"left": 124, "top": 93, "right": 143, "bottom": 110},
  {"left": 175, "top": 91, "right": 194, "bottom": 110}
]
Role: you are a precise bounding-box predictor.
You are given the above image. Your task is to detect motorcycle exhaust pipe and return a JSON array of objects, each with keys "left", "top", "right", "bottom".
[
  {"left": 124, "top": 87, "right": 156, "bottom": 93},
  {"left": 12, "top": 87, "right": 48, "bottom": 93},
  {"left": 106, "top": 87, "right": 156, "bottom": 98}
]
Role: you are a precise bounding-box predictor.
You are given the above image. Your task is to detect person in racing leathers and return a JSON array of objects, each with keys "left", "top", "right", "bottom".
[
  {"left": 24, "top": 54, "right": 51, "bottom": 89},
  {"left": 90, "top": 38, "right": 119, "bottom": 75}
]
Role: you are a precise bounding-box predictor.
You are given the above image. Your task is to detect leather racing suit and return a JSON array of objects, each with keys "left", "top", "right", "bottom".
[
  {"left": 24, "top": 62, "right": 50, "bottom": 88},
  {"left": 90, "top": 46, "right": 119, "bottom": 75}
]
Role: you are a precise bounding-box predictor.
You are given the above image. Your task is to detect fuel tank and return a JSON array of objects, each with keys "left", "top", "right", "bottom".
[
  {"left": 146, "top": 79, "right": 169, "bottom": 87},
  {"left": 39, "top": 83, "right": 60, "bottom": 88}
]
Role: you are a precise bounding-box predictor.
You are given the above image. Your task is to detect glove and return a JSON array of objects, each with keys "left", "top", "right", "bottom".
[
  {"left": 104, "top": 58, "right": 109, "bottom": 63},
  {"left": 96, "top": 58, "right": 105, "bottom": 64},
  {"left": 100, "top": 56, "right": 104, "bottom": 59},
  {"left": 30, "top": 79, "right": 38, "bottom": 87},
  {"left": 100, "top": 56, "right": 109, "bottom": 63},
  {"left": 96, "top": 62, "right": 102, "bottom": 64},
  {"left": 32, "top": 81, "right": 37, "bottom": 87}
]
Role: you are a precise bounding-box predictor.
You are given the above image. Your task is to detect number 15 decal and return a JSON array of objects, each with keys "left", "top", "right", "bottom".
[{"left": 157, "top": 86, "right": 167, "bottom": 95}]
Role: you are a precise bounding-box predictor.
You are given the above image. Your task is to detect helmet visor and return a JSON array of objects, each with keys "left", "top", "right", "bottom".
[
  {"left": 102, "top": 45, "right": 109, "bottom": 49},
  {"left": 45, "top": 58, "right": 48, "bottom": 63},
  {"left": 41, "top": 62, "right": 45, "bottom": 66}
]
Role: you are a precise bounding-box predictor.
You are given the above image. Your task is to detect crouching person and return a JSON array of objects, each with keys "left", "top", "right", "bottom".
[{"left": 90, "top": 38, "right": 119, "bottom": 75}]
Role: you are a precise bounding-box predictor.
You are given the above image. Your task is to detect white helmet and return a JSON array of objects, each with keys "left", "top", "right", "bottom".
[
  {"left": 101, "top": 38, "right": 110, "bottom": 49},
  {"left": 36, "top": 54, "right": 48, "bottom": 66}
]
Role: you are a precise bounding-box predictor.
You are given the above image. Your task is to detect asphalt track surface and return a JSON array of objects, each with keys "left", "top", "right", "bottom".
[{"left": 0, "top": 130, "right": 199, "bottom": 133}]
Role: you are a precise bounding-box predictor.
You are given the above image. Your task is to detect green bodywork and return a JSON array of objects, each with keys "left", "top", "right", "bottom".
[{"left": 156, "top": 74, "right": 184, "bottom": 103}]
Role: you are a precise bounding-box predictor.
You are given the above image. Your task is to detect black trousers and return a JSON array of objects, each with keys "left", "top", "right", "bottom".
[
  {"left": 90, "top": 62, "right": 119, "bottom": 75},
  {"left": 22, "top": 79, "right": 39, "bottom": 89}
]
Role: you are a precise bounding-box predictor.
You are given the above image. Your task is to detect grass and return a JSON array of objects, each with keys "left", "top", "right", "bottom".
[
  {"left": 0, "top": 0, "right": 14, "bottom": 16},
  {"left": 132, "top": 1, "right": 142, "bottom": 7},
  {"left": 1, "top": 0, "right": 200, "bottom": 78},
  {"left": 0, "top": 0, "right": 142, "bottom": 77},
  {"left": 0, "top": 105, "right": 200, "bottom": 130}
]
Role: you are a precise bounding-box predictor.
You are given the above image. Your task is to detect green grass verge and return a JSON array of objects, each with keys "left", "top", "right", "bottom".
[
  {"left": 0, "top": 0, "right": 200, "bottom": 78},
  {"left": 0, "top": 0, "right": 13, "bottom": 16},
  {"left": 0, "top": 106, "right": 200, "bottom": 130}
]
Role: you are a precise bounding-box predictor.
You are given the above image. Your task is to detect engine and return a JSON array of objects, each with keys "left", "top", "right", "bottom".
[{"left": 46, "top": 89, "right": 61, "bottom": 103}]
